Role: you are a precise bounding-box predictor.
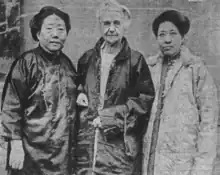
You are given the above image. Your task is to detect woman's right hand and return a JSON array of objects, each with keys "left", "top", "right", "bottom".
[{"left": 9, "top": 140, "right": 24, "bottom": 170}]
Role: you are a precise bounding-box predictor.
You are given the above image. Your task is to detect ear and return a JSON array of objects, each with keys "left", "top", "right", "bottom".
[
  {"left": 182, "top": 35, "right": 188, "bottom": 46},
  {"left": 36, "top": 31, "right": 40, "bottom": 41},
  {"left": 97, "top": 19, "right": 103, "bottom": 34}
]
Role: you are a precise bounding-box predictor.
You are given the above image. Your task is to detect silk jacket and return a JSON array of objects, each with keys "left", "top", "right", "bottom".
[
  {"left": 0, "top": 46, "right": 78, "bottom": 175},
  {"left": 76, "top": 37, "right": 155, "bottom": 175}
]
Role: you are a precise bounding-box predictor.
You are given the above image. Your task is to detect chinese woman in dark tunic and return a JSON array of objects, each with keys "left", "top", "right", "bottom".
[{"left": 0, "top": 6, "right": 78, "bottom": 175}]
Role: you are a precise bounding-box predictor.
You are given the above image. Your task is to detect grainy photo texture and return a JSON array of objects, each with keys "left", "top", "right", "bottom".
[{"left": 0, "top": 0, "right": 219, "bottom": 175}]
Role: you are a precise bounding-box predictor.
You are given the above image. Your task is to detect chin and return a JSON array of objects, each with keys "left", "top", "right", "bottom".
[
  {"left": 106, "top": 39, "right": 120, "bottom": 45},
  {"left": 163, "top": 51, "right": 174, "bottom": 57},
  {"left": 49, "top": 46, "right": 62, "bottom": 52},
  {"left": 105, "top": 36, "right": 120, "bottom": 43}
]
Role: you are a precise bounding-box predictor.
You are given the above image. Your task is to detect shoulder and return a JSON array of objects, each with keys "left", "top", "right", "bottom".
[
  {"left": 130, "top": 49, "right": 146, "bottom": 66},
  {"left": 181, "top": 47, "right": 216, "bottom": 85},
  {"left": 181, "top": 47, "right": 209, "bottom": 77},
  {"left": 61, "top": 53, "right": 76, "bottom": 73},
  {"left": 78, "top": 49, "right": 94, "bottom": 66},
  {"left": 181, "top": 47, "right": 204, "bottom": 67},
  {"left": 145, "top": 52, "right": 162, "bottom": 68},
  {"left": 130, "top": 49, "right": 143, "bottom": 58},
  {"left": 9, "top": 48, "right": 39, "bottom": 75}
]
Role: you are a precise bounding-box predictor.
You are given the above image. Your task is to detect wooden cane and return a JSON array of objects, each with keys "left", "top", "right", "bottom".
[{"left": 92, "top": 127, "right": 100, "bottom": 175}]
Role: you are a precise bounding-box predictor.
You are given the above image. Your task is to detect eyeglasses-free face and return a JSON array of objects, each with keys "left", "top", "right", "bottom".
[
  {"left": 157, "top": 21, "right": 184, "bottom": 57},
  {"left": 99, "top": 10, "right": 126, "bottom": 45},
  {"left": 37, "top": 14, "right": 67, "bottom": 53}
]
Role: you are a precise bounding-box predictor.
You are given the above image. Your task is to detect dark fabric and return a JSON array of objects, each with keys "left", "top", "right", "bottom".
[
  {"left": 76, "top": 37, "right": 155, "bottom": 175},
  {"left": 152, "top": 9, "right": 190, "bottom": 36},
  {"left": 0, "top": 46, "right": 78, "bottom": 175}
]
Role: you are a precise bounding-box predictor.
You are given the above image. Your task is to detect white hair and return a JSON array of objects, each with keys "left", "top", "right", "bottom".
[{"left": 96, "top": 0, "right": 131, "bottom": 29}]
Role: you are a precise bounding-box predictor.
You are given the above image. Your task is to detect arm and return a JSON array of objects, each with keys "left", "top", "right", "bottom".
[
  {"left": 0, "top": 57, "right": 29, "bottom": 169},
  {"left": 125, "top": 54, "right": 155, "bottom": 130},
  {"left": 1, "top": 58, "right": 28, "bottom": 140},
  {"left": 123, "top": 54, "right": 155, "bottom": 161},
  {"left": 76, "top": 50, "right": 93, "bottom": 94},
  {"left": 191, "top": 62, "right": 219, "bottom": 175}
]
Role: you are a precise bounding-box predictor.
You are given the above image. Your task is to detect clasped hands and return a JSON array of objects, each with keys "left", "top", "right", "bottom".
[{"left": 77, "top": 93, "right": 128, "bottom": 130}]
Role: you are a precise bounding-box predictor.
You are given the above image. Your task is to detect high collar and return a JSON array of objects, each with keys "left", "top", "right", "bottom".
[
  {"left": 37, "top": 45, "right": 62, "bottom": 63},
  {"left": 94, "top": 37, "right": 131, "bottom": 61},
  {"left": 164, "top": 51, "right": 180, "bottom": 62},
  {"left": 147, "top": 46, "right": 197, "bottom": 67}
]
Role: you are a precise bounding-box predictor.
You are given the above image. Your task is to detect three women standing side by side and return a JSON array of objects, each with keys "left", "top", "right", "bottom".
[
  {"left": 143, "top": 10, "right": 219, "bottom": 175},
  {"left": 0, "top": 3, "right": 218, "bottom": 175},
  {"left": 0, "top": 6, "right": 78, "bottom": 175}
]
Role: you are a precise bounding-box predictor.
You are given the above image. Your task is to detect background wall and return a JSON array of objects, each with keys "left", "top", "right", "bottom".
[{"left": 0, "top": 0, "right": 220, "bottom": 174}]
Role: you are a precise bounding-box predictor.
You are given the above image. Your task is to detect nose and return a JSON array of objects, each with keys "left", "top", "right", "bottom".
[
  {"left": 164, "top": 34, "right": 172, "bottom": 43},
  {"left": 51, "top": 28, "right": 58, "bottom": 37},
  {"left": 109, "top": 24, "right": 116, "bottom": 33}
]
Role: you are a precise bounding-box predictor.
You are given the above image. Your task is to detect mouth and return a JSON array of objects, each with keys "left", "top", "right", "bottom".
[
  {"left": 50, "top": 41, "right": 61, "bottom": 45},
  {"left": 163, "top": 46, "right": 173, "bottom": 50},
  {"left": 106, "top": 35, "right": 118, "bottom": 37}
]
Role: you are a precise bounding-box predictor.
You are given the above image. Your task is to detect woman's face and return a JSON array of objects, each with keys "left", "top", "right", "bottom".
[
  {"left": 99, "top": 10, "right": 125, "bottom": 45},
  {"left": 37, "top": 14, "right": 67, "bottom": 53},
  {"left": 157, "top": 21, "right": 184, "bottom": 57}
]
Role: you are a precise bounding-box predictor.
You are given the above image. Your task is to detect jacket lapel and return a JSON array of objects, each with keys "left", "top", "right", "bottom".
[
  {"left": 148, "top": 49, "right": 191, "bottom": 98},
  {"left": 163, "top": 58, "right": 183, "bottom": 97}
]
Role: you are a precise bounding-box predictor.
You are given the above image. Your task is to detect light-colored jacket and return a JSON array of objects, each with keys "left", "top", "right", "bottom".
[{"left": 143, "top": 47, "right": 219, "bottom": 175}]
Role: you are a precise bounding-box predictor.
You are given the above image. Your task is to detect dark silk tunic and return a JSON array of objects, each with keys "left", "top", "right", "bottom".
[{"left": 0, "top": 46, "right": 77, "bottom": 175}]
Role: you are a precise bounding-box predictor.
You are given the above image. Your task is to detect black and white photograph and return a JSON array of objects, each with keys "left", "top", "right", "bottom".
[{"left": 0, "top": 0, "right": 219, "bottom": 175}]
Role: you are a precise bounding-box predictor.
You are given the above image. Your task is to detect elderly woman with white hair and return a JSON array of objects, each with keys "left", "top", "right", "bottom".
[{"left": 75, "top": 0, "right": 155, "bottom": 174}]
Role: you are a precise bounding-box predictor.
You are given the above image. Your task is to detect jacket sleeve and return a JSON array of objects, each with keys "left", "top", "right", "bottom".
[
  {"left": 0, "top": 57, "right": 29, "bottom": 140},
  {"left": 76, "top": 50, "right": 93, "bottom": 93},
  {"left": 124, "top": 53, "right": 155, "bottom": 158},
  {"left": 125, "top": 53, "right": 155, "bottom": 124},
  {"left": 191, "top": 62, "right": 219, "bottom": 175}
]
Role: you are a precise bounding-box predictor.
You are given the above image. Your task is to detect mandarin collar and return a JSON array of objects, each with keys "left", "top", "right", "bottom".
[{"left": 37, "top": 45, "right": 61, "bottom": 63}]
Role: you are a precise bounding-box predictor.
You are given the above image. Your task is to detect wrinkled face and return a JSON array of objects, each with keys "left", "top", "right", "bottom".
[
  {"left": 99, "top": 10, "right": 125, "bottom": 45},
  {"left": 157, "top": 21, "right": 184, "bottom": 57},
  {"left": 37, "top": 14, "right": 67, "bottom": 53}
]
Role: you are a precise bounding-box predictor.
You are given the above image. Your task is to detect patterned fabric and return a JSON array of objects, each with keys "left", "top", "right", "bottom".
[
  {"left": 143, "top": 47, "right": 219, "bottom": 175},
  {"left": 76, "top": 37, "right": 155, "bottom": 175},
  {"left": 147, "top": 57, "right": 168, "bottom": 175},
  {"left": 0, "top": 46, "right": 77, "bottom": 175}
]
